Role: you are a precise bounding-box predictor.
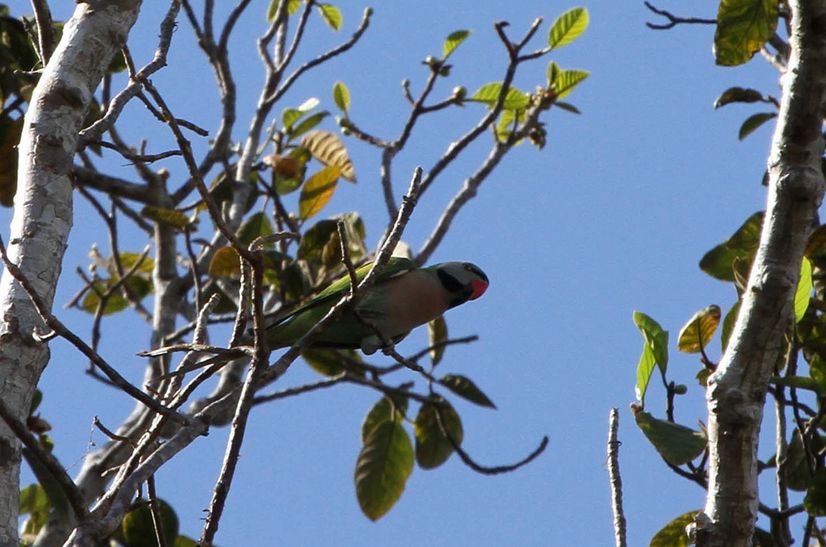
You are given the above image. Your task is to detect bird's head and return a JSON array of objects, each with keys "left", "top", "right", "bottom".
[{"left": 433, "top": 262, "right": 489, "bottom": 308}]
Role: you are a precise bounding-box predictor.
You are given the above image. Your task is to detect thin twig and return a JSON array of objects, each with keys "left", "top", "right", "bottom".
[
  {"left": 607, "top": 408, "right": 627, "bottom": 547},
  {"left": 0, "top": 235, "right": 186, "bottom": 424},
  {"left": 643, "top": 2, "right": 716, "bottom": 30}
]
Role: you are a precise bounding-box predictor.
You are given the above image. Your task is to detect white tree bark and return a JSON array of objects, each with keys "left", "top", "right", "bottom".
[
  {"left": 0, "top": 3, "right": 141, "bottom": 545},
  {"left": 697, "top": 0, "right": 826, "bottom": 544}
]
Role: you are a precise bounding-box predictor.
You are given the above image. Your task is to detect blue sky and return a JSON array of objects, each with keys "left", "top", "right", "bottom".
[{"left": 3, "top": 0, "right": 786, "bottom": 545}]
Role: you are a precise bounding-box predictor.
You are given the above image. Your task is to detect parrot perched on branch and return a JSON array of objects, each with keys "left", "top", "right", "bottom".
[{"left": 266, "top": 257, "right": 489, "bottom": 354}]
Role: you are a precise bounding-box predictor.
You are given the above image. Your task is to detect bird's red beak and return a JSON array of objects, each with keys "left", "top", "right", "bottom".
[{"left": 470, "top": 279, "right": 488, "bottom": 300}]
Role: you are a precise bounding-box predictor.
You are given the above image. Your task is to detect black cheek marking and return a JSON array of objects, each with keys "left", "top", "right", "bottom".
[{"left": 437, "top": 268, "right": 463, "bottom": 293}]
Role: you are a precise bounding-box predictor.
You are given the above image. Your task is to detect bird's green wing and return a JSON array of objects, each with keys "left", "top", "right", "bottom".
[{"left": 276, "top": 256, "right": 414, "bottom": 322}]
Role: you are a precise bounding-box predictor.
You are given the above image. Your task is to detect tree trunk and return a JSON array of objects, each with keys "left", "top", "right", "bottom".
[
  {"left": 0, "top": 3, "right": 141, "bottom": 545},
  {"left": 697, "top": 0, "right": 826, "bottom": 544}
]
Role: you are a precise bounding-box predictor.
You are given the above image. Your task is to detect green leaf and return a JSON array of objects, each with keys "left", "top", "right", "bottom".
[
  {"left": 633, "top": 311, "right": 669, "bottom": 371},
  {"left": 552, "top": 69, "right": 589, "bottom": 100},
  {"left": 738, "top": 112, "right": 776, "bottom": 141},
  {"left": 302, "top": 348, "right": 362, "bottom": 377},
  {"left": 650, "top": 510, "right": 698, "bottom": 547},
  {"left": 713, "top": 86, "right": 767, "bottom": 109},
  {"left": 785, "top": 429, "right": 817, "bottom": 491},
  {"left": 635, "top": 340, "right": 657, "bottom": 404},
  {"left": 721, "top": 301, "right": 740, "bottom": 351},
  {"left": 120, "top": 498, "right": 179, "bottom": 547},
  {"left": 415, "top": 399, "right": 463, "bottom": 469},
  {"left": 317, "top": 4, "right": 342, "bottom": 31},
  {"left": 554, "top": 101, "right": 581, "bottom": 114},
  {"left": 677, "top": 305, "right": 721, "bottom": 353},
  {"left": 428, "top": 316, "right": 448, "bottom": 366},
  {"left": 332, "top": 81, "right": 350, "bottom": 113},
  {"left": 173, "top": 536, "right": 198, "bottom": 547},
  {"left": 634, "top": 410, "right": 707, "bottom": 466},
  {"left": 355, "top": 421, "right": 414, "bottom": 521},
  {"left": 237, "top": 212, "right": 274, "bottom": 246},
  {"left": 443, "top": 30, "right": 471, "bottom": 59},
  {"left": 714, "top": 0, "right": 779, "bottom": 66},
  {"left": 301, "top": 130, "right": 356, "bottom": 181},
  {"left": 548, "top": 7, "right": 589, "bottom": 50},
  {"left": 700, "top": 211, "right": 764, "bottom": 281},
  {"left": 80, "top": 281, "right": 129, "bottom": 315},
  {"left": 288, "top": 111, "right": 330, "bottom": 141},
  {"left": 267, "top": 0, "right": 301, "bottom": 21},
  {"left": 141, "top": 206, "right": 193, "bottom": 230},
  {"left": 0, "top": 116, "right": 23, "bottom": 206},
  {"left": 469, "top": 82, "right": 530, "bottom": 111},
  {"left": 439, "top": 374, "right": 496, "bottom": 409},
  {"left": 795, "top": 257, "right": 813, "bottom": 322},
  {"left": 362, "top": 396, "right": 408, "bottom": 442},
  {"left": 299, "top": 165, "right": 341, "bottom": 220},
  {"left": 297, "top": 213, "right": 365, "bottom": 263},
  {"left": 19, "top": 484, "right": 50, "bottom": 515},
  {"left": 805, "top": 469, "right": 826, "bottom": 515}
]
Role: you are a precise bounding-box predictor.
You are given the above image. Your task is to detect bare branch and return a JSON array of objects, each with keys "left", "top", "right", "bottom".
[
  {"left": 643, "top": 2, "right": 716, "bottom": 30},
  {"left": 607, "top": 408, "right": 627, "bottom": 547}
]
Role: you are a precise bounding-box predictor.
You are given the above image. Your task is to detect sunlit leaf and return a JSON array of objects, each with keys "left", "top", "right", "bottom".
[
  {"left": 713, "top": 86, "right": 766, "bottom": 109},
  {"left": 208, "top": 246, "right": 241, "bottom": 279},
  {"left": 298, "top": 165, "right": 341, "bottom": 220},
  {"left": 738, "top": 112, "right": 776, "bottom": 141},
  {"left": 415, "top": 399, "right": 463, "bottom": 469},
  {"left": 634, "top": 410, "right": 706, "bottom": 465},
  {"left": 428, "top": 316, "right": 448, "bottom": 366},
  {"left": 141, "top": 206, "right": 193, "bottom": 230},
  {"left": 439, "top": 374, "right": 496, "bottom": 409},
  {"left": 795, "top": 257, "right": 812, "bottom": 322},
  {"left": 317, "top": 3, "right": 342, "bottom": 31},
  {"left": 443, "top": 29, "right": 471, "bottom": 58},
  {"left": 677, "top": 305, "right": 721, "bottom": 353},
  {"left": 333, "top": 81, "right": 350, "bottom": 113},
  {"left": 700, "top": 211, "right": 763, "bottom": 281},
  {"left": 714, "top": 0, "right": 778, "bottom": 66},
  {"left": 469, "top": 82, "right": 530, "bottom": 111},
  {"left": 19, "top": 484, "right": 49, "bottom": 515},
  {"left": 552, "top": 69, "right": 589, "bottom": 100},
  {"left": 267, "top": 0, "right": 301, "bottom": 21},
  {"left": 548, "top": 7, "right": 589, "bottom": 50},
  {"left": 301, "top": 130, "right": 356, "bottom": 181},
  {"left": 355, "top": 421, "right": 413, "bottom": 521},
  {"left": 650, "top": 510, "right": 698, "bottom": 547},
  {"left": 635, "top": 340, "right": 657, "bottom": 404}
]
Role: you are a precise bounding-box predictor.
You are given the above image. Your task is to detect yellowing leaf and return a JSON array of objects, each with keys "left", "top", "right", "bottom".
[
  {"left": 714, "top": 0, "right": 778, "bottom": 66},
  {"left": 299, "top": 165, "right": 341, "bottom": 220},
  {"left": 428, "top": 316, "right": 448, "bottom": 366},
  {"left": 677, "top": 305, "right": 721, "bottom": 353},
  {"left": 208, "top": 246, "right": 241, "bottom": 278},
  {"left": 795, "top": 257, "right": 813, "bottom": 322},
  {"left": 141, "top": 206, "right": 193, "bottom": 230},
  {"left": 650, "top": 510, "right": 698, "bottom": 547},
  {"left": 301, "top": 130, "right": 356, "bottom": 181}
]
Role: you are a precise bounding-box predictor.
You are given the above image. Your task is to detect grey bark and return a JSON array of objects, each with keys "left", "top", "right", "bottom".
[
  {"left": 0, "top": 2, "right": 141, "bottom": 545},
  {"left": 696, "top": 0, "right": 826, "bottom": 544}
]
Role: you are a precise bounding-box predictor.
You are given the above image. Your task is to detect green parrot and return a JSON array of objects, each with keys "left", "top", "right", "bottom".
[{"left": 267, "top": 257, "right": 489, "bottom": 354}]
